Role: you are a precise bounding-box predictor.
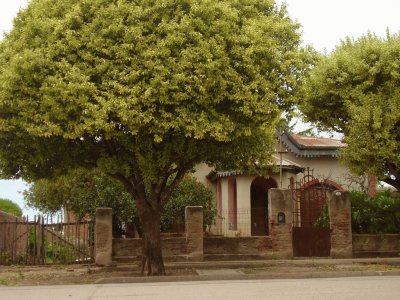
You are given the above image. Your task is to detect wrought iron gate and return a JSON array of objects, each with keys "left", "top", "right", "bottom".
[
  {"left": 290, "top": 168, "right": 331, "bottom": 257},
  {"left": 0, "top": 215, "right": 94, "bottom": 265}
]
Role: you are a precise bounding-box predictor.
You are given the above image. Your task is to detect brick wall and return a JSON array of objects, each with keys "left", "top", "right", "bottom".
[
  {"left": 113, "top": 237, "right": 188, "bottom": 262},
  {"left": 353, "top": 234, "right": 400, "bottom": 257},
  {"left": 109, "top": 207, "right": 204, "bottom": 263},
  {"left": 113, "top": 236, "right": 275, "bottom": 262},
  {"left": 204, "top": 236, "right": 273, "bottom": 259}
]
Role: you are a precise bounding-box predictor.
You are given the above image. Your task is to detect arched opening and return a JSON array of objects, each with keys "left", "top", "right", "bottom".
[
  {"left": 299, "top": 179, "right": 344, "bottom": 228},
  {"left": 250, "top": 177, "right": 277, "bottom": 236}
]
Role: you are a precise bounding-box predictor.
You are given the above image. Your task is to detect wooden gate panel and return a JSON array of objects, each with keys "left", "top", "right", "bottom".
[{"left": 292, "top": 227, "right": 331, "bottom": 257}]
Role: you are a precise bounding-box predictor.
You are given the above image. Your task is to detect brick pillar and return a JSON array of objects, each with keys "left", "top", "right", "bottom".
[
  {"left": 185, "top": 206, "right": 203, "bottom": 260},
  {"left": 268, "top": 188, "right": 293, "bottom": 259},
  {"left": 95, "top": 207, "right": 113, "bottom": 266},
  {"left": 329, "top": 191, "right": 352, "bottom": 258}
]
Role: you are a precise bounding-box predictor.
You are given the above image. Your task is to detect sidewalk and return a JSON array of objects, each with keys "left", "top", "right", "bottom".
[
  {"left": 95, "top": 257, "right": 400, "bottom": 284},
  {"left": 1, "top": 257, "right": 400, "bottom": 286}
]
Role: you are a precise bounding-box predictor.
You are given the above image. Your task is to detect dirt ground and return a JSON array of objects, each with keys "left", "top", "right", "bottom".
[
  {"left": 0, "top": 264, "right": 196, "bottom": 286},
  {"left": 1, "top": 262, "right": 400, "bottom": 286}
]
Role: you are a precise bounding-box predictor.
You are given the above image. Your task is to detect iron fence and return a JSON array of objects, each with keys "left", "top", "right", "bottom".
[{"left": 212, "top": 208, "right": 269, "bottom": 236}]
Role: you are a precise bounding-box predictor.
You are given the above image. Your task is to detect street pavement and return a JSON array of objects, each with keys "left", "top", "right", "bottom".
[{"left": 1, "top": 276, "right": 400, "bottom": 300}]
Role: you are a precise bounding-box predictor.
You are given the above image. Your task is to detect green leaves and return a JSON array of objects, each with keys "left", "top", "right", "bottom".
[
  {"left": 302, "top": 33, "right": 400, "bottom": 190},
  {"left": 351, "top": 191, "right": 400, "bottom": 234},
  {"left": 0, "top": 198, "right": 23, "bottom": 217},
  {"left": 24, "top": 168, "right": 136, "bottom": 222},
  {"left": 161, "top": 175, "right": 216, "bottom": 231},
  {"left": 0, "top": 0, "right": 314, "bottom": 271},
  {"left": 0, "top": 0, "right": 312, "bottom": 195}
]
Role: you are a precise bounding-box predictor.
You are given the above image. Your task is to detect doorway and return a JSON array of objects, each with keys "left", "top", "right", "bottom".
[{"left": 250, "top": 177, "right": 277, "bottom": 236}]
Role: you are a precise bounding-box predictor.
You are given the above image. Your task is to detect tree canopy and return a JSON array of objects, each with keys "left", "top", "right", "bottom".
[
  {"left": 0, "top": 0, "right": 313, "bottom": 274},
  {"left": 0, "top": 198, "right": 23, "bottom": 217},
  {"left": 301, "top": 33, "right": 400, "bottom": 191}
]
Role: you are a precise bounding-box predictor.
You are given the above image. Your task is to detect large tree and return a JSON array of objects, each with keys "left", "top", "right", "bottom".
[
  {"left": 301, "top": 33, "right": 400, "bottom": 191},
  {"left": 0, "top": 0, "right": 313, "bottom": 274}
]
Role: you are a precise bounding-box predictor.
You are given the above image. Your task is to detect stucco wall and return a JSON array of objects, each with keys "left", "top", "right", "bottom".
[
  {"left": 283, "top": 153, "right": 355, "bottom": 190},
  {"left": 192, "top": 163, "right": 215, "bottom": 192}
]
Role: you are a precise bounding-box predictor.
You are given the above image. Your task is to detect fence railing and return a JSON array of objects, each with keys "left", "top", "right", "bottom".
[
  {"left": 212, "top": 209, "right": 268, "bottom": 235},
  {"left": 0, "top": 215, "right": 94, "bottom": 265}
]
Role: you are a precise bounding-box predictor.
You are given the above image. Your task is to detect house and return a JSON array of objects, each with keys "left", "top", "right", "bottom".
[{"left": 192, "top": 132, "right": 367, "bottom": 237}]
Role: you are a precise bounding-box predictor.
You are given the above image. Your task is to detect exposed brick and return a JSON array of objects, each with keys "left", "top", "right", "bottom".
[{"left": 328, "top": 191, "right": 352, "bottom": 258}]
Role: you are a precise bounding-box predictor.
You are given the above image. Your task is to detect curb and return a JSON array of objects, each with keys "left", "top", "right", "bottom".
[
  {"left": 98, "top": 257, "right": 400, "bottom": 272},
  {"left": 95, "top": 270, "right": 400, "bottom": 284}
]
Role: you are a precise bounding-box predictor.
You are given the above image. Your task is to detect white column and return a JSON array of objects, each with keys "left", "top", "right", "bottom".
[
  {"left": 220, "top": 178, "right": 229, "bottom": 235},
  {"left": 236, "top": 175, "right": 254, "bottom": 236}
]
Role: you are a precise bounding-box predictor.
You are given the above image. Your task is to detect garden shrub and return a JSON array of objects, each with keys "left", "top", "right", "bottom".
[
  {"left": 351, "top": 191, "right": 400, "bottom": 234},
  {"left": 161, "top": 175, "right": 216, "bottom": 232}
]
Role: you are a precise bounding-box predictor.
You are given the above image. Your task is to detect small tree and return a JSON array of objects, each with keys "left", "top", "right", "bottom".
[{"left": 0, "top": 198, "right": 23, "bottom": 217}]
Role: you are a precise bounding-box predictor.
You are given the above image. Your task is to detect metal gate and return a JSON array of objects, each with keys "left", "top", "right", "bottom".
[
  {"left": 0, "top": 215, "right": 94, "bottom": 265},
  {"left": 291, "top": 169, "right": 331, "bottom": 257}
]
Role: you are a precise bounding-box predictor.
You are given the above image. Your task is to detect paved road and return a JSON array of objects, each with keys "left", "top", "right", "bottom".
[{"left": 1, "top": 276, "right": 400, "bottom": 300}]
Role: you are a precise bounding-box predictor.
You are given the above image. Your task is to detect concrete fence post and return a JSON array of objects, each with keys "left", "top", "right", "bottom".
[
  {"left": 329, "top": 190, "right": 353, "bottom": 258},
  {"left": 95, "top": 207, "right": 113, "bottom": 266},
  {"left": 268, "top": 188, "right": 293, "bottom": 259},
  {"left": 185, "top": 206, "right": 203, "bottom": 260}
]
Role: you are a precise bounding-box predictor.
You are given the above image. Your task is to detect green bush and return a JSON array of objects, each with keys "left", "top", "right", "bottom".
[
  {"left": 161, "top": 176, "right": 216, "bottom": 232},
  {"left": 0, "top": 198, "right": 22, "bottom": 217},
  {"left": 351, "top": 191, "right": 400, "bottom": 234}
]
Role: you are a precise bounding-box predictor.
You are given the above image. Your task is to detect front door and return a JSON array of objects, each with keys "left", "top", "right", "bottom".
[{"left": 251, "top": 186, "right": 268, "bottom": 235}]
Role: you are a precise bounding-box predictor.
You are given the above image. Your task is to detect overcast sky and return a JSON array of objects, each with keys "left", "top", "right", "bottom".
[{"left": 1, "top": 0, "right": 400, "bottom": 216}]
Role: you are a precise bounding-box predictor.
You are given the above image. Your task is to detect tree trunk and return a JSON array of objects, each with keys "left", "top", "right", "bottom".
[{"left": 136, "top": 196, "right": 166, "bottom": 276}]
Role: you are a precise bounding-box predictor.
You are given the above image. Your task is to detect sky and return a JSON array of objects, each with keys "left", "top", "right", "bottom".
[{"left": 1, "top": 0, "right": 400, "bottom": 217}]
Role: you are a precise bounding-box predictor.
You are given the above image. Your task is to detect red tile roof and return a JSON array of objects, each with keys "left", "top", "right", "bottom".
[{"left": 290, "top": 134, "right": 346, "bottom": 149}]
